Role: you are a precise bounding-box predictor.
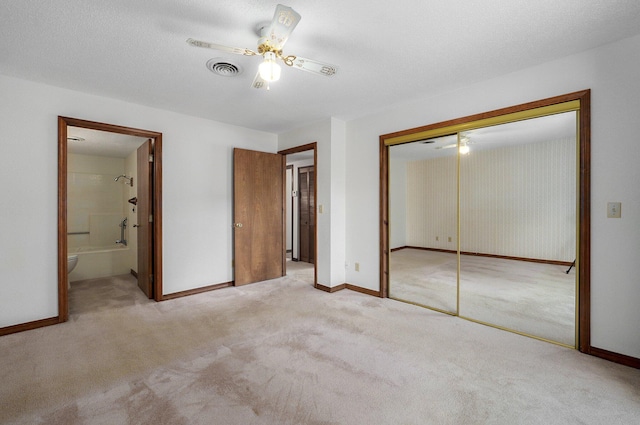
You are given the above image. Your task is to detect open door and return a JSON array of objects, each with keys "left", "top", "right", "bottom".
[
  {"left": 137, "top": 139, "right": 153, "bottom": 298},
  {"left": 233, "top": 148, "right": 285, "bottom": 286}
]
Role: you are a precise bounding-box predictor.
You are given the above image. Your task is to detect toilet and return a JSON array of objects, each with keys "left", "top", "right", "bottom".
[
  {"left": 67, "top": 255, "right": 78, "bottom": 274},
  {"left": 67, "top": 255, "right": 78, "bottom": 289}
]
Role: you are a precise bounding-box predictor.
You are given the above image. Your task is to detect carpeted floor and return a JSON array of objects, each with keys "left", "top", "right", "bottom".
[
  {"left": 390, "top": 249, "right": 575, "bottom": 346},
  {"left": 285, "top": 259, "right": 315, "bottom": 284},
  {"left": 1, "top": 266, "right": 638, "bottom": 424}
]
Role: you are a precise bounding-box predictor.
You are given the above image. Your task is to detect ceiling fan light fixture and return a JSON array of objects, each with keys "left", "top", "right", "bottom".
[
  {"left": 259, "top": 51, "right": 281, "bottom": 82},
  {"left": 187, "top": 4, "right": 337, "bottom": 90}
]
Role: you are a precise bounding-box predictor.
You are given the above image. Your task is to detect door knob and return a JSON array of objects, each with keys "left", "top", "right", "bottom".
[
  {"left": 234, "top": 223, "right": 243, "bottom": 228},
  {"left": 133, "top": 224, "right": 141, "bottom": 228}
]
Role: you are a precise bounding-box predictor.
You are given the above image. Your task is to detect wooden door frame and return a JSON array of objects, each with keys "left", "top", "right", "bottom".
[
  {"left": 286, "top": 164, "right": 294, "bottom": 259},
  {"left": 379, "top": 90, "right": 591, "bottom": 353},
  {"left": 278, "top": 143, "right": 318, "bottom": 287},
  {"left": 58, "top": 116, "right": 163, "bottom": 322}
]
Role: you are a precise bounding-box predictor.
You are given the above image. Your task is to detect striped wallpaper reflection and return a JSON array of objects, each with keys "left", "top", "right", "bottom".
[{"left": 406, "top": 138, "right": 576, "bottom": 262}]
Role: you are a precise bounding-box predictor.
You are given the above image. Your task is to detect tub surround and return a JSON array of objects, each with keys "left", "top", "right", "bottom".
[{"left": 68, "top": 153, "right": 132, "bottom": 282}]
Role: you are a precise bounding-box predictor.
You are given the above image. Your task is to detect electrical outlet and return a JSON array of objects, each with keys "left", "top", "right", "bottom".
[
  {"left": 319, "top": 204, "right": 324, "bottom": 214},
  {"left": 355, "top": 262, "right": 360, "bottom": 272},
  {"left": 436, "top": 236, "right": 439, "bottom": 241},
  {"left": 448, "top": 236, "right": 452, "bottom": 242}
]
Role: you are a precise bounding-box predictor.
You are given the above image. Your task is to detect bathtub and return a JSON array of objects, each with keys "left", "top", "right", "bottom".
[{"left": 68, "top": 244, "right": 133, "bottom": 282}]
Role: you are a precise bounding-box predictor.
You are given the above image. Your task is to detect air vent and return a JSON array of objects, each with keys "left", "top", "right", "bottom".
[{"left": 206, "top": 58, "right": 242, "bottom": 77}]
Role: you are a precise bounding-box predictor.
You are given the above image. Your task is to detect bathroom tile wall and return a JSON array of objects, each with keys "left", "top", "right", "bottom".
[{"left": 67, "top": 153, "right": 125, "bottom": 249}]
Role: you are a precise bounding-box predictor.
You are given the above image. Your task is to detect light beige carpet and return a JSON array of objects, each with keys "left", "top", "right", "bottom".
[
  {"left": 285, "top": 259, "right": 315, "bottom": 284},
  {"left": 390, "top": 249, "right": 575, "bottom": 346},
  {"left": 1, "top": 271, "right": 638, "bottom": 424}
]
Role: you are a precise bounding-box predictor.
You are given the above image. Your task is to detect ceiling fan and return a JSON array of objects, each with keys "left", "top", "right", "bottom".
[
  {"left": 187, "top": 4, "right": 338, "bottom": 90},
  {"left": 434, "top": 135, "right": 473, "bottom": 154}
]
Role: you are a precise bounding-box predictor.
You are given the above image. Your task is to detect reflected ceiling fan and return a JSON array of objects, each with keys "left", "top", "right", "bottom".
[
  {"left": 434, "top": 135, "right": 473, "bottom": 154},
  {"left": 187, "top": 4, "right": 338, "bottom": 90}
]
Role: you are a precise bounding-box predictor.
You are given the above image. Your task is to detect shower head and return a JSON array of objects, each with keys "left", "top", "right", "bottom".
[{"left": 114, "top": 175, "right": 133, "bottom": 186}]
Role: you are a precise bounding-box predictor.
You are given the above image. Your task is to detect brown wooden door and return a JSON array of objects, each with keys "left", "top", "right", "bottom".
[
  {"left": 298, "top": 166, "right": 315, "bottom": 264},
  {"left": 136, "top": 139, "right": 153, "bottom": 298},
  {"left": 233, "top": 148, "right": 285, "bottom": 286}
]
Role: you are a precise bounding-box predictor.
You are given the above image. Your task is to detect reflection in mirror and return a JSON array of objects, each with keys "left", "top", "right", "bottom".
[
  {"left": 458, "top": 112, "right": 577, "bottom": 346},
  {"left": 381, "top": 92, "right": 589, "bottom": 350},
  {"left": 389, "top": 135, "right": 458, "bottom": 313}
]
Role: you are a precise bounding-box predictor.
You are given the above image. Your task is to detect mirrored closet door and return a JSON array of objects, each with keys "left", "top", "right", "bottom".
[
  {"left": 458, "top": 113, "right": 577, "bottom": 346},
  {"left": 388, "top": 136, "right": 458, "bottom": 314},
  {"left": 383, "top": 93, "right": 589, "bottom": 349}
]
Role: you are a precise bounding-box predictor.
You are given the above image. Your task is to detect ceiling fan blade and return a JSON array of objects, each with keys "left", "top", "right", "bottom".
[
  {"left": 435, "top": 140, "right": 474, "bottom": 150},
  {"left": 186, "top": 38, "right": 257, "bottom": 56},
  {"left": 264, "top": 4, "right": 301, "bottom": 50},
  {"left": 251, "top": 71, "right": 268, "bottom": 90},
  {"left": 435, "top": 143, "right": 457, "bottom": 150},
  {"left": 289, "top": 56, "right": 338, "bottom": 77}
]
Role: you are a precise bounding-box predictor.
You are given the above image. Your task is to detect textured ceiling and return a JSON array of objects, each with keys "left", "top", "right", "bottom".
[{"left": 2, "top": 0, "right": 640, "bottom": 134}]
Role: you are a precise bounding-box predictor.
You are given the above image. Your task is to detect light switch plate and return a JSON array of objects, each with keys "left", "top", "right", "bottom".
[{"left": 607, "top": 202, "right": 621, "bottom": 218}]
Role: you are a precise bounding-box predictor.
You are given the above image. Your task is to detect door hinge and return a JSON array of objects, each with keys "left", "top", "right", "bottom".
[
  {"left": 150, "top": 274, "right": 154, "bottom": 283},
  {"left": 149, "top": 154, "right": 154, "bottom": 162},
  {"left": 149, "top": 214, "right": 153, "bottom": 223}
]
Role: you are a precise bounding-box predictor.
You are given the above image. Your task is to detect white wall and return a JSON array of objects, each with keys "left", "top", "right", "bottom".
[
  {"left": 0, "top": 74, "right": 276, "bottom": 328},
  {"left": 345, "top": 34, "right": 640, "bottom": 359},
  {"left": 330, "top": 118, "right": 346, "bottom": 285}
]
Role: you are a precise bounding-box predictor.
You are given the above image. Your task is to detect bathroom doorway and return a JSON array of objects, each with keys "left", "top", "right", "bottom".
[{"left": 57, "top": 117, "right": 163, "bottom": 322}]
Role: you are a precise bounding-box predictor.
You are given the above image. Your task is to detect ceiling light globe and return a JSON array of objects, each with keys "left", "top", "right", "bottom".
[{"left": 259, "top": 52, "right": 281, "bottom": 82}]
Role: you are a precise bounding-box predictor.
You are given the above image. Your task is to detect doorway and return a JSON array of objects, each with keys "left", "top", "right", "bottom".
[
  {"left": 57, "top": 117, "right": 163, "bottom": 322},
  {"left": 297, "top": 166, "right": 315, "bottom": 264},
  {"left": 279, "top": 143, "right": 317, "bottom": 285},
  {"left": 286, "top": 165, "right": 294, "bottom": 260},
  {"left": 232, "top": 145, "right": 317, "bottom": 287}
]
